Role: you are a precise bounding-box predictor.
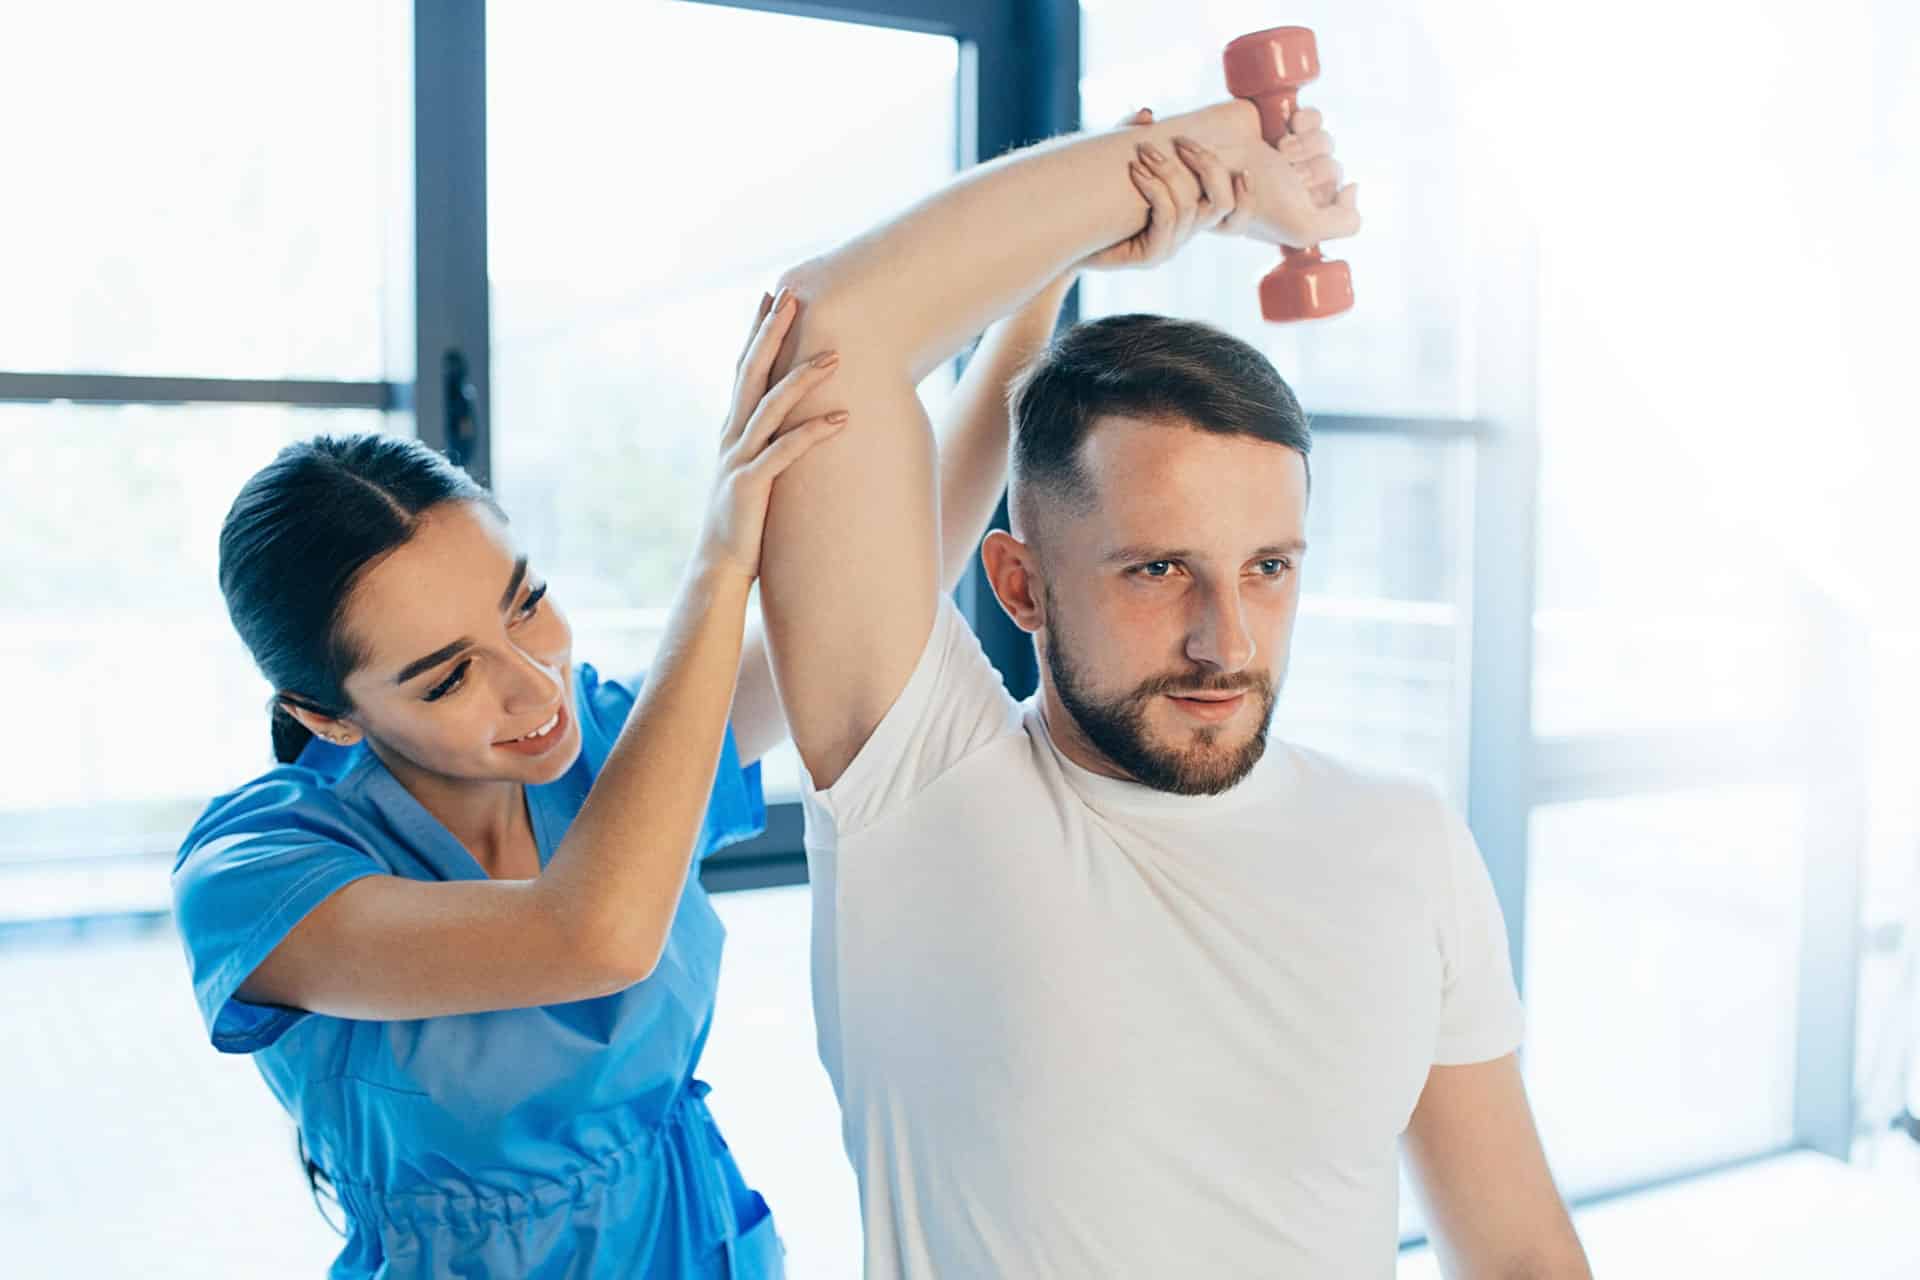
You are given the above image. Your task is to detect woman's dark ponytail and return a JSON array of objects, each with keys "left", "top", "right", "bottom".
[
  {"left": 270, "top": 704, "right": 316, "bottom": 766},
  {"left": 218, "top": 433, "right": 499, "bottom": 765}
]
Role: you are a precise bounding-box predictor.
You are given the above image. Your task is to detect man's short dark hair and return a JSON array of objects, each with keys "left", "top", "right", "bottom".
[{"left": 1006, "top": 313, "right": 1311, "bottom": 532}]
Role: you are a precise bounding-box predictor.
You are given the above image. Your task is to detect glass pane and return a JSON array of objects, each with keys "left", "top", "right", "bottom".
[
  {"left": 0, "top": 2, "right": 398, "bottom": 379},
  {"left": 1532, "top": 296, "right": 1810, "bottom": 737},
  {"left": 0, "top": 405, "right": 404, "bottom": 916},
  {"left": 1286, "top": 435, "right": 1474, "bottom": 801},
  {"left": 489, "top": 1, "right": 960, "bottom": 799},
  {"left": 1854, "top": 626, "right": 1920, "bottom": 1154},
  {"left": 1081, "top": 1, "right": 1476, "bottom": 418},
  {"left": 1523, "top": 784, "right": 1807, "bottom": 1194},
  {"left": 701, "top": 885, "right": 859, "bottom": 1280}
]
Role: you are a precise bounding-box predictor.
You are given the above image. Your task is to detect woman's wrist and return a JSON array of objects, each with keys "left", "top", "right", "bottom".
[{"left": 680, "top": 549, "right": 758, "bottom": 613}]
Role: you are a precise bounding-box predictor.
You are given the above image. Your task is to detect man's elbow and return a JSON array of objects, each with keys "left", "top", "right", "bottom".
[{"left": 773, "top": 261, "right": 903, "bottom": 369}]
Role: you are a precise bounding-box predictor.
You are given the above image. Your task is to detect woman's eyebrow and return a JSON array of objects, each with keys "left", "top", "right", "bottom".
[
  {"left": 498, "top": 556, "right": 529, "bottom": 611},
  {"left": 394, "top": 638, "right": 472, "bottom": 686}
]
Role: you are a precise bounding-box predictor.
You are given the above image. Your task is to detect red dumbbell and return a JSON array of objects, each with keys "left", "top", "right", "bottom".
[{"left": 1222, "top": 25, "right": 1354, "bottom": 322}]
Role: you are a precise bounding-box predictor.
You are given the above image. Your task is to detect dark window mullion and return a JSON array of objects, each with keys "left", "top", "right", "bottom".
[{"left": 0, "top": 372, "right": 401, "bottom": 411}]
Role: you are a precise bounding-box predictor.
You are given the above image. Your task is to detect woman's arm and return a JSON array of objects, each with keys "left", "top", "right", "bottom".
[{"left": 240, "top": 299, "right": 846, "bottom": 1020}]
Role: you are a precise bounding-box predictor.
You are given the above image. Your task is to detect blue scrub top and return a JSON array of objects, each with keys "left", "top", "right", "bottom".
[{"left": 172, "top": 664, "right": 780, "bottom": 1279}]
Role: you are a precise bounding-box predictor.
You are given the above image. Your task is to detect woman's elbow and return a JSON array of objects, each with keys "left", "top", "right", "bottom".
[{"left": 566, "top": 899, "right": 671, "bottom": 995}]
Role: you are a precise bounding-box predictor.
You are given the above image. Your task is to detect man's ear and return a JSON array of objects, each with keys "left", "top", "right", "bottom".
[{"left": 980, "top": 530, "right": 1045, "bottom": 635}]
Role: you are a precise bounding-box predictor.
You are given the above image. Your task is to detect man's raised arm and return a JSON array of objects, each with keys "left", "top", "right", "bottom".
[{"left": 760, "top": 101, "right": 1358, "bottom": 787}]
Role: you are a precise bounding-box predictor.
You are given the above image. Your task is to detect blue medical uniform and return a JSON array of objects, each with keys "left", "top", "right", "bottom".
[{"left": 172, "top": 664, "right": 780, "bottom": 1278}]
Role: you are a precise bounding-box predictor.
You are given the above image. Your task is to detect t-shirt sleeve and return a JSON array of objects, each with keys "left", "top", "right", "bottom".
[
  {"left": 1432, "top": 802, "right": 1527, "bottom": 1065},
  {"left": 804, "top": 594, "right": 1021, "bottom": 838},
  {"left": 574, "top": 663, "right": 767, "bottom": 859},
  {"left": 171, "top": 776, "right": 387, "bottom": 1055}
]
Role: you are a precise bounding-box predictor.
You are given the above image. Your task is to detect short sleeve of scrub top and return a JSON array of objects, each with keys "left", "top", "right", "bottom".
[
  {"left": 173, "top": 774, "right": 388, "bottom": 1054},
  {"left": 573, "top": 662, "right": 766, "bottom": 857},
  {"left": 173, "top": 662, "right": 764, "bottom": 1056}
]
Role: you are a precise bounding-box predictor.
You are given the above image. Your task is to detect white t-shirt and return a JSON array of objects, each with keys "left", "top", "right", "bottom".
[{"left": 801, "top": 599, "right": 1525, "bottom": 1278}]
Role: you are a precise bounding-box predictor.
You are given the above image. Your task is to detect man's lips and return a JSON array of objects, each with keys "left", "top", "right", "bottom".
[{"left": 1165, "top": 691, "right": 1248, "bottom": 722}]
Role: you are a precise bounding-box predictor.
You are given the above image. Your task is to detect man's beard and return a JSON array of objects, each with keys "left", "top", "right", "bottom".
[{"left": 1044, "top": 603, "right": 1277, "bottom": 797}]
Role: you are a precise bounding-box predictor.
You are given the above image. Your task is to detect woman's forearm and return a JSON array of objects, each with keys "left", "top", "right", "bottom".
[
  {"left": 780, "top": 100, "right": 1263, "bottom": 382},
  {"left": 542, "top": 559, "right": 752, "bottom": 981}
]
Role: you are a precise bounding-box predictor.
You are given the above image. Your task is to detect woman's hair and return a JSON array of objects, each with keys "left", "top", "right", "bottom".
[{"left": 218, "top": 433, "right": 500, "bottom": 764}]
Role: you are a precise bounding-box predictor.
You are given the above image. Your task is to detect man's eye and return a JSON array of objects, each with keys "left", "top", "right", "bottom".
[
  {"left": 425, "top": 659, "right": 470, "bottom": 702},
  {"left": 1139, "top": 561, "right": 1174, "bottom": 578},
  {"left": 1258, "top": 559, "right": 1291, "bottom": 576}
]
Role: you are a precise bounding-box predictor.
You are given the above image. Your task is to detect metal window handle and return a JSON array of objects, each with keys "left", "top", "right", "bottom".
[{"left": 442, "top": 349, "right": 479, "bottom": 469}]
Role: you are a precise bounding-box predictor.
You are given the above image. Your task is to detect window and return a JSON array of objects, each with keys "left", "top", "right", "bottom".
[
  {"left": 1079, "top": 4, "right": 1483, "bottom": 801},
  {"left": 488, "top": 0, "right": 962, "bottom": 799},
  {"left": 1080, "top": 0, "right": 1477, "bottom": 420},
  {"left": 0, "top": 406, "right": 399, "bottom": 918},
  {"left": 1524, "top": 785, "right": 1808, "bottom": 1192},
  {"left": 1287, "top": 434, "right": 1474, "bottom": 796},
  {"left": 0, "top": 2, "right": 400, "bottom": 380},
  {"left": 0, "top": 1, "right": 408, "bottom": 918}
]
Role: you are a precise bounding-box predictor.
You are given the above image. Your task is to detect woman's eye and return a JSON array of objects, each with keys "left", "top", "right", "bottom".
[
  {"left": 513, "top": 583, "right": 549, "bottom": 622},
  {"left": 424, "top": 659, "right": 470, "bottom": 702}
]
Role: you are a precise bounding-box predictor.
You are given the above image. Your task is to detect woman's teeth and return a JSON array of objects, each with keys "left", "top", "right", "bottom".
[{"left": 509, "top": 712, "right": 560, "bottom": 743}]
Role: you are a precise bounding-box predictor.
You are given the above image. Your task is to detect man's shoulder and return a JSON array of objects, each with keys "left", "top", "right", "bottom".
[{"left": 1263, "top": 740, "right": 1454, "bottom": 826}]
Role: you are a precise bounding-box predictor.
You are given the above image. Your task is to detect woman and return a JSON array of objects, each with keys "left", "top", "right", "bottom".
[{"left": 173, "top": 132, "right": 1219, "bottom": 1278}]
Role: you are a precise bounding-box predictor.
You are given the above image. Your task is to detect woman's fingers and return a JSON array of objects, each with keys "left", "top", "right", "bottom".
[
  {"left": 1125, "top": 156, "right": 1177, "bottom": 263},
  {"left": 744, "top": 410, "right": 851, "bottom": 482},
  {"left": 733, "top": 292, "right": 774, "bottom": 378},
  {"left": 1171, "top": 136, "right": 1236, "bottom": 232},
  {"left": 724, "top": 290, "right": 798, "bottom": 444},
  {"left": 1136, "top": 141, "right": 1199, "bottom": 246},
  {"left": 735, "top": 349, "right": 841, "bottom": 454}
]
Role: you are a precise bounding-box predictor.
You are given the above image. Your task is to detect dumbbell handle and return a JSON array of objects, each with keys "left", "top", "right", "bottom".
[
  {"left": 1223, "top": 25, "right": 1354, "bottom": 321},
  {"left": 1247, "top": 86, "right": 1325, "bottom": 272}
]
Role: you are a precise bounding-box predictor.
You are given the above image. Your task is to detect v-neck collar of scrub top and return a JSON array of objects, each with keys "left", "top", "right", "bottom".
[{"left": 304, "top": 739, "right": 580, "bottom": 884}]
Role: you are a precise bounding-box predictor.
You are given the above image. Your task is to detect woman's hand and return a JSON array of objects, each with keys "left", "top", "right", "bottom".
[
  {"left": 695, "top": 291, "right": 848, "bottom": 583},
  {"left": 1082, "top": 109, "right": 1255, "bottom": 273}
]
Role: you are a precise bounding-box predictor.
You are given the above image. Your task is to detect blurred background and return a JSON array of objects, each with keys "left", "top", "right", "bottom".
[{"left": 2, "top": 0, "right": 1915, "bottom": 1275}]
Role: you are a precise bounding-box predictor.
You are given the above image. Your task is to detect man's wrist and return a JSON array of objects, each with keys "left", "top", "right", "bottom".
[{"left": 1167, "top": 99, "right": 1263, "bottom": 169}]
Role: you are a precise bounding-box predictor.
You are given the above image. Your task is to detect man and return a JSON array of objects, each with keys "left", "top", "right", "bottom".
[{"left": 758, "top": 97, "right": 1591, "bottom": 1278}]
